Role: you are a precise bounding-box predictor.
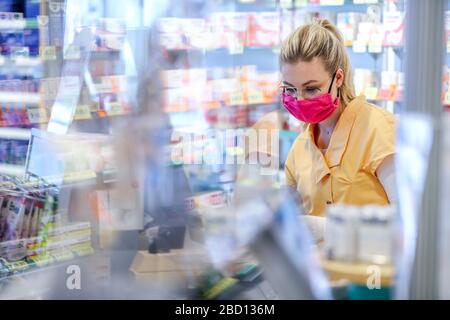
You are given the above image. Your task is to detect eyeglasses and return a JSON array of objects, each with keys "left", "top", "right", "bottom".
[
  {"left": 279, "top": 85, "right": 324, "bottom": 100},
  {"left": 279, "top": 73, "right": 337, "bottom": 100}
]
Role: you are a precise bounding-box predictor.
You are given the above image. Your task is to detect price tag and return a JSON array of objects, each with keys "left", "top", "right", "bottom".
[
  {"left": 247, "top": 91, "right": 265, "bottom": 104},
  {"left": 27, "top": 108, "right": 48, "bottom": 124},
  {"left": 378, "top": 88, "right": 391, "bottom": 101},
  {"left": 95, "top": 82, "right": 113, "bottom": 94},
  {"left": 74, "top": 105, "right": 92, "bottom": 120},
  {"left": 64, "top": 45, "right": 81, "bottom": 60},
  {"left": 228, "top": 42, "right": 244, "bottom": 55},
  {"left": 280, "top": 0, "right": 293, "bottom": 8},
  {"left": 229, "top": 91, "right": 246, "bottom": 106},
  {"left": 51, "top": 250, "right": 74, "bottom": 262},
  {"left": 65, "top": 170, "right": 96, "bottom": 183},
  {"left": 108, "top": 76, "right": 123, "bottom": 93},
  {"left": 353, "top": 0, "right": 378, "bottom": 4},
  {"left": 320, "top": 0, "right": 344, "bottom": 5},
  {"left": 368, "top": 40, "right": 383, "bottom": 53},
  {"left": 294, "top": 0, "right": 308, "bottom": 7},
  {"left": 352, "top": 41, "right": 367, "bottom": 53},
  {"left": 29, "top": 254, "right": 53, "bottom": 267},
  {"left": 394, "top": 90, "right": 403, "bottom": 102},
  {"left": 73, "top": 245, "right": 94, "bottom": 257},
  {"left": 11, "top": 46, "right": 29, "bottom": 59},
  {"left": 106, "top": 102, "right": 123, "bottom": 116},
  {"left": 445, "top": 92, "right": 450, "bottom": 105},
  {"left": 40, "top": 46, "right": 57, "bottom": 61},
  {"left": 364, "top": 87, "right": 378, "bottom": 100}
]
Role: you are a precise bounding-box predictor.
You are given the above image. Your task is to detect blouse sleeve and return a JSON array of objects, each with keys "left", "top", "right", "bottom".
[{"left": 363, "top": 113, "right": 396, "bottom": 175}]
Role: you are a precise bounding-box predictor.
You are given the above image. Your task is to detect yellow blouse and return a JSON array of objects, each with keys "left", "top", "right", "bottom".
[{"left": 284, "top": 95, "right": 396, "bottom": 216}]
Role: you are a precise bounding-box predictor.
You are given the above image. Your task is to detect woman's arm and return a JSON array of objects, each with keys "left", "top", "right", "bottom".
[{"left": 376, "top": 154, "right": 397, "bottom": 204}]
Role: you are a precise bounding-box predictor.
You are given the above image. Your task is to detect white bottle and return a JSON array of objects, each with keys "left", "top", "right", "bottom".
[
  {"left": 358, "top": 205, "right": 394, "bottom": 265},
  {"left": 325, "top": 205, "right": 359, "bottom": 262}
]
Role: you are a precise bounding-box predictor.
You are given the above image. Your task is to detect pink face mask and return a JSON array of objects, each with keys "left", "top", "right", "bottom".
[{"left": 282, "top": 73, "right": 340, "bottom": 124}]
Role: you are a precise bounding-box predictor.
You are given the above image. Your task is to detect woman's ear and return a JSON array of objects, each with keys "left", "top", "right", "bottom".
[{"left": 336, "top": 68, "right": 344, "bottom": 88}]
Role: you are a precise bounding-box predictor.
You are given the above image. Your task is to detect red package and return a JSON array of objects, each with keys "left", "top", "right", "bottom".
[{"left": 248, "top": 12, "right": 280, "bottom": 47}]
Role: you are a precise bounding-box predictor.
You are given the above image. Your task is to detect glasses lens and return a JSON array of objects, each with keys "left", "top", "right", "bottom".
[{"left": 284, "top": 87, "right": 296, "bottom": 97}]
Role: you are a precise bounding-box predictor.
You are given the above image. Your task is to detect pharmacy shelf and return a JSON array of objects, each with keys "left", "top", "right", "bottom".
[
  {"left": 0, "top": 92, "right": 40, "bottom": 105},
  {"left": 0, "top": 164, "right": 25, "bottom": 177},
  {"left": 90, "top": 51, "right": 122, "bottom": 61},
  {"left": 0, "top": 18, "right": 38, "bottom": 31},
  {"left": 165, "top": 44, "right": 404, "bottom": 54},
  {"left": 0, "top": 21, "right": 27, "bottom": 30},
  {"left": 0, "top": 127, "right": 31, "bottom": 140},
  {"left": 320, "top": 257, "right": 394, "bottom": 287},
  {"left": 0, "top": 252, "right": 94, "bottom": 298},
  {"left": 0, "top": 56, "right": 42, "bottom": 68}
]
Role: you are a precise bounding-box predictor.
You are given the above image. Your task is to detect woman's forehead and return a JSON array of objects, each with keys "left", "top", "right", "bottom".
[{"left": 281, "top": 58, "right": 328, "bottom": 86}]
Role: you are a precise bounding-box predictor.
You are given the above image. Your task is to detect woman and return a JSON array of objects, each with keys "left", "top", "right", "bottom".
[{"left": 281, "top": 19, "right": 396, "bottom": 216}]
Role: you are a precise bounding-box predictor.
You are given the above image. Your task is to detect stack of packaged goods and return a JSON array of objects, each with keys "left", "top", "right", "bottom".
[
  {"left": 185, "top": 190, "right": 228, "bottom": 213},
  {"left": 323, "top": 204, "right": 395, "bottom": 265},
  {"left": 0, "top": 177, "right": 93, "bottom": 279},
  {"left": 0, "top": 139, "right": 29, "bottom": 166},
  {"left": 158, "top": 11, "right": 280, "bottom": 52},
  {"left": 443, "top": 65, "right": 450, "bottom": 107},
  {"left": 0, "top": 7, "right": 42, "bottom": 127},
  {"left": 184, "top": 190, "right": 228, "bottom": 237},
  {"left": 161, "top": 65, "right": 278, "bottom": 116},
  {"left": 93, "top": 18, "right": 127, "bottom": 52},
  {"left": 43, "top": 221, "right": 93, "bottom": 264}
]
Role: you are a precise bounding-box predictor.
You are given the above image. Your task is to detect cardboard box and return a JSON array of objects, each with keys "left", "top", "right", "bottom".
[{"left": 129, "top": 250, "right": 209, "bottom": 284}]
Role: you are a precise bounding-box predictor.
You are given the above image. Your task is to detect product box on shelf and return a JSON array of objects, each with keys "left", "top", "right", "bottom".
[
  {"left": 159, "top": 33, "right": 186, "bottom": 50},
  {"left": 383, "top": 10, "right": 404, "bottom": 46},
  {"left": 337, "top": 12, "right": 360, "bottom": 47},
  {"left": 210, "top": 12, "right": 249, "bottom": 51},
  {"left": 0, "top": 219, "right": 93, "bottom": 278},
  {"left": 189, "top": 31, "right": 214, "bottom": 50},
  {"left": 353, "top": 68, "right": 377, "bottom": 98},
  {"left": 158, "top": 18, "right": 183, "bottom": 34},
  {"left": 182, "top": 18, "right": 206, "bottom": 35},
  {"left": 0, "top": 31, "right": 24, "bottom": 56},
  {"left": 248, "top": 12, "right": 280, "bottom": 47},
  {"left": 93, "top": 18, "right": 127, "bottom": 52},
  {"left": 0, "top": 12, "right": 25, "bottom": 29},
  {"left": 161, "top": 69, "right": 187, "bottom": 89},
  {"left": 185, "top": 190, "right": 227, "bottom": 212},
  {"left": 443, "top": 66, "right": 450, "bottom": 105},
  {"left": 163, "top": 88, "right": 189, "bottom": 113}
]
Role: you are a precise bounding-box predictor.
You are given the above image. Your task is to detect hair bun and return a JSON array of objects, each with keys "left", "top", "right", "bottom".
[{"left": 316, "top": 18, "right": 344, "bottom": 44}]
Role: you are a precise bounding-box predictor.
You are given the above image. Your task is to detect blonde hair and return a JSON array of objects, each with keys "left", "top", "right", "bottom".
[{"left": 280, "top": 19, "right": 355, "bottom": 106}]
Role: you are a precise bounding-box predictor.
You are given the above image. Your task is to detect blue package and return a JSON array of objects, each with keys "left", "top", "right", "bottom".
[
  {"left": 23, "top": 28, "right": 39, "bottom": 56},
  {"left": 25, "top": 1, "right": 40, "bottom": 19},
  {"left": 0, "top": 31, "right": 25, "bottom": 55},
  {"left": 0, "top": 1, "right": 15, "bottom": 13},
  {"left": 0, "top": 140, "right": 10, "bottom": 163}
]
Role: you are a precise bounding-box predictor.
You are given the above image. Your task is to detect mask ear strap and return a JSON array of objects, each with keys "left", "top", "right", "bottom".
[{"left": 328, "top": 72, "right": 337, "bottom": 94}]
